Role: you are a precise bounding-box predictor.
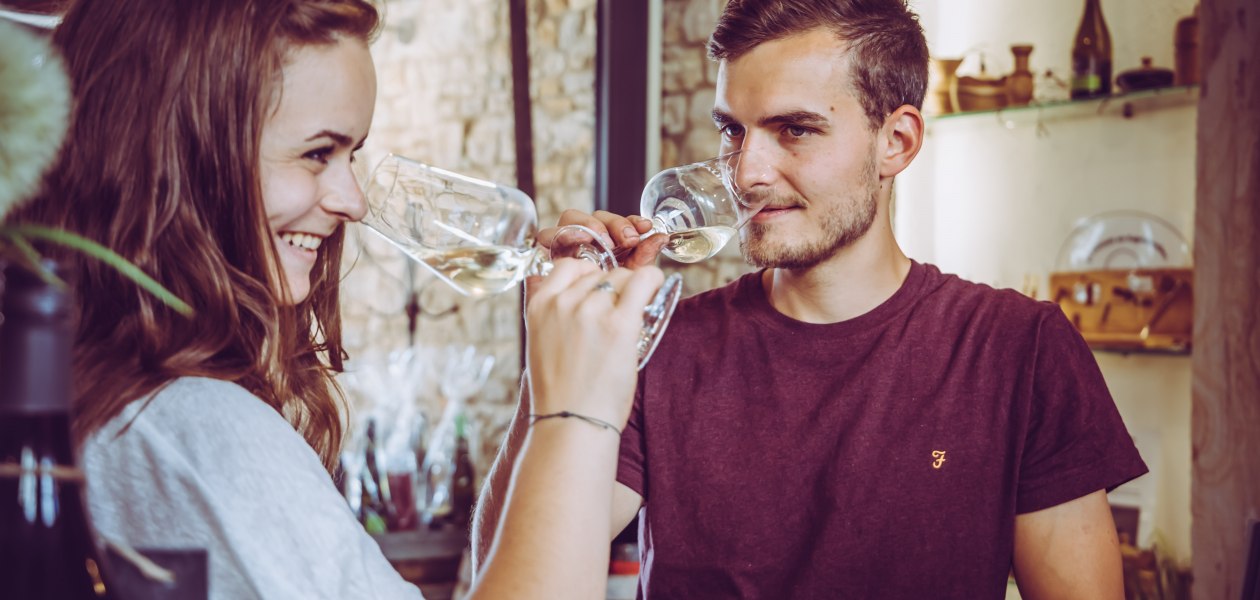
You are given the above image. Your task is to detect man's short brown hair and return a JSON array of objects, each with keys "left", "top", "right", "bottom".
[{"left": 708, "top": 0, "right": 929, "bottom": 131}]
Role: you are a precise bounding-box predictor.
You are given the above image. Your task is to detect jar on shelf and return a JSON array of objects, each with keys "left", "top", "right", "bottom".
[
  {"left": 1006, "top": 44, "right": 1035, "bottom": 106},
  {"left": 1174, "top": 4, "right": 1199, "bottom": 85}
]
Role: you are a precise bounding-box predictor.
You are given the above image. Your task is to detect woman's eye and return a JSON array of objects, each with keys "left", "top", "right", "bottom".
[{"left": 304, "top": 146, "right": 334, "bottom": 164}]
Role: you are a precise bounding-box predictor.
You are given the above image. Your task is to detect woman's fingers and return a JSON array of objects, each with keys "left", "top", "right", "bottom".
[
  {"left": 524, "top": 264, "right": 666, "bottom": 425},
  {"left": 612, "top": 267, "right": 666, "bottom": 323}
]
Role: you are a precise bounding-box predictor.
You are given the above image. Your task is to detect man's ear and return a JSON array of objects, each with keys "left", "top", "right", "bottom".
[{"left": 878, "top": 104, "right": 924, "bottom": 179}]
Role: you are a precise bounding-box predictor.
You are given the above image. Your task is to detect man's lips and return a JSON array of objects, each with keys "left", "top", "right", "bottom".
[{"left": 752, "top": 206, "right": 800, "bottom": 221}]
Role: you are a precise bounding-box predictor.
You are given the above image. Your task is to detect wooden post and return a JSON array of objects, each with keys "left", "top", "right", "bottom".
[
  {"left": 1192, "top": 0, "right": 1260, "bottom": 596},
  {"left": 594, "top": 0, "right": 650, "bottom": 216}
]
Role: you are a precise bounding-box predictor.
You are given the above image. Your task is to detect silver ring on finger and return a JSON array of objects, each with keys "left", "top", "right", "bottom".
[{"left": 593, "top": 280, "right": 619, "bottom": 300}]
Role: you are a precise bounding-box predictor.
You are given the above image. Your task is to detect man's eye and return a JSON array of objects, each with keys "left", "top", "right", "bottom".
[
  {"left": 719, "top": 124, "right": 745, "bottom": 138},
  {"left": 785, "top": 126, "right": 810, "bottom": 138}
]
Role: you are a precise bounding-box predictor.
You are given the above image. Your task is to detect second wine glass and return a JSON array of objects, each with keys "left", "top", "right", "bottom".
[
  {"left": 636, "top": 151, "right": 768, "bottom": 263},
  {"left": 359, "top": 154, "right": 683, "bottom": 369}
]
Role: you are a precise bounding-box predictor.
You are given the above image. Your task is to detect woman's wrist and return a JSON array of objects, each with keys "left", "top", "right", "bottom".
[
  {"left": 525, "top": 415, "right": 624, "bottom": 450},
  {"left": 529, "top": 410, "right": 622, "bottom": 436}
]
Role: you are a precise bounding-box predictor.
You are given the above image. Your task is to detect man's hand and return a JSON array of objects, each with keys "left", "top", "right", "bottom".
[{"left": 536, "top": 209, "right": 668, "bottom": 269}]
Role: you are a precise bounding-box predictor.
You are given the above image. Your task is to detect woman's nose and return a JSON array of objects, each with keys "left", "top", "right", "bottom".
[{"left": 324, "top": 163, "right": 368, "bottom": 222}]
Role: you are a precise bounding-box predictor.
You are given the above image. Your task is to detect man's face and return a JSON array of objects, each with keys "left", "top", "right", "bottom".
[{"left": 714, "top": 27, "right": 881, "bottom": 270}]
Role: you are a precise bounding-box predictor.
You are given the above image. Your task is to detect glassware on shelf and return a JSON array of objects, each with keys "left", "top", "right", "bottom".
[
  {"left": 337, "top": 349, "right": 432, "bottom": 533},
  {"left": 421, "top": 346, "right": 493, "bottom": 530},
  {"left": 360, "top": 154, "right": 684, "bottom": 368},
  {"left": 1054, "top": 210, "right": 1190, "bottom": 271},
  {"left": 1050, "top": 211, "right": 1193, "bottom": 353}
]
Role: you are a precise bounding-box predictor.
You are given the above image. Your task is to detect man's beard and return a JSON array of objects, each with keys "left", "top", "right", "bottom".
[{"left": 739, "top": 162, "right": 879, "bottom": 270}]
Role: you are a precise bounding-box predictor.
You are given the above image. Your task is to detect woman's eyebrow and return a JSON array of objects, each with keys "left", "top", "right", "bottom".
[{"left": 305, "top": 129, "right": 354, "bottom": 146}]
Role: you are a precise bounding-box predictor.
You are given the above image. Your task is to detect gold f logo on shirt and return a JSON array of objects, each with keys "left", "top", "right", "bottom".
[{"left": 932, "top": 450, "right": 947, "bottom": 469}]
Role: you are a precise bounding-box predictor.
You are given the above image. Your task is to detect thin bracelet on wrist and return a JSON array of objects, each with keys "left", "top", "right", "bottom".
[{"left": 529, "top": 411, "right": 622, "bottom": 436}]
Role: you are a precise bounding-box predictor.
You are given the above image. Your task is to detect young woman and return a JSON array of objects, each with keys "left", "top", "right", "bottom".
[{"left": 12, "top": 0, "right": 659, "bottom": 598}]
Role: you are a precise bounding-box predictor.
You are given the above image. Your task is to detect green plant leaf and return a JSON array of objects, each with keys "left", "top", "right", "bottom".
[
  {"left": 9, "top": 225, "right": 194, "bottom": 317},
  {"left": 2, "top": 231, "right": 65, "bottom": 288}
]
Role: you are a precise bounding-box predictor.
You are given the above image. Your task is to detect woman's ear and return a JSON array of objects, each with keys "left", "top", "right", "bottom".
[{"left": 878, "top": 104, "right": 924, "bottom": 179}]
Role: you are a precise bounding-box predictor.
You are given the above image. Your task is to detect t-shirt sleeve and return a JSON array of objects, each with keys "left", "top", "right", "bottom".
[
  {"left": 616, "top": 376, "right": 648, "bottom": 498},
  {"left": 1016, "top": 308, "right": 1149, "bottom": 514},
  {"left": 83, "top": 378, "right": 424, "bottom": 600}
]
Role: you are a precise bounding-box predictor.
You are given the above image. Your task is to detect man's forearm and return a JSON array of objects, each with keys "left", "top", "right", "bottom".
[{"left": 470, "top": 379, "right": 531, "bottom": 576}]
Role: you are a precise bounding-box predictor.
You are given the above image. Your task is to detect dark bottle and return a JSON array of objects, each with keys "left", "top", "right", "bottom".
[
  {"left": 359, "top": 419, "right": 389, "bottom": 534},
  {"left": 449, "top": 413, "right": 475, "bottom": 532},
  {"left": 1070, "top": 0, "right": 1113, "bottom": 99},
  {"left": 0, "top": 261, "right": 114, "bottom": 599}
]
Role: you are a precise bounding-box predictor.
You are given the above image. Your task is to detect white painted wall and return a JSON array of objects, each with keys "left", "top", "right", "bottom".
[{"left": 898, "top": 0, "right": 1198, "bottom": 564}]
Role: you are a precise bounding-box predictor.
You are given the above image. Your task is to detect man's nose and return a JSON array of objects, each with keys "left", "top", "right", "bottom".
[{"left": 731, "top": 135, "right": 775, "bottom": 192}]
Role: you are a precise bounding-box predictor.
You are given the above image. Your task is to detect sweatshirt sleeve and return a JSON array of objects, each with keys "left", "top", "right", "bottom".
[{"left": 83, "top": 377, "right": 424, "bottom": 600}]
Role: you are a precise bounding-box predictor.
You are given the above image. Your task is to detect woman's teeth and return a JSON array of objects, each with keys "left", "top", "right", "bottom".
[{"left": 280, "top": 232, "right": 322, "bottom": 251}]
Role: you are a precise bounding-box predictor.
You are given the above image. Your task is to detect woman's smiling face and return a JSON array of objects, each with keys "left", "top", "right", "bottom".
[{"left": 258, "top": 36, "right": 376, "bottom": 304}]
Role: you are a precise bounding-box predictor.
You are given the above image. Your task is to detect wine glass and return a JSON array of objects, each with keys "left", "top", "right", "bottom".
[
  {"left": 359, "top": 154, "right": 684, "bottom": 368},
  {"left": 633, "top": 151, "right": 768, "bottom": 263}
]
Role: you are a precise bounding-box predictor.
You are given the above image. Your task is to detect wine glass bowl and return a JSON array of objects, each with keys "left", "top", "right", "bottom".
[
  {"left": 363, "top": 157, "right": 538, "bottom": 297},
  {"left": 359, "top": 154, "right": 683, "bottom": 369},
  {"left": 638, "top": 151, "right": 766, "bottom": 263}
]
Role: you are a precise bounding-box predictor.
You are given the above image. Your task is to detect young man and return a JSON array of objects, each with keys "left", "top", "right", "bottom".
[{"left": 475, "top": 1, "right": 1147, "bottom": 597}]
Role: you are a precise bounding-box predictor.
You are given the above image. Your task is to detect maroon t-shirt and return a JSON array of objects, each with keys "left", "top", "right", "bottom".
[{"left": 617, "top": 261, "right": 1148, "bottom": 599}]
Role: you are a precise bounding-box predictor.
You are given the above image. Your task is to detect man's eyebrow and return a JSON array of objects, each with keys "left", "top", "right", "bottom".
[
  {"left": 711, "top": 109, "right": 737, "bottom": 125},
  {"left": 710, "top": 109, "right": 832, "bottom": 130},
  {"left": 759, "top": 110, "right": 830, "bottom": 129}
]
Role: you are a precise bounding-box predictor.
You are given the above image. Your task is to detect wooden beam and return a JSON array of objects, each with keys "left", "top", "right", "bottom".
[
  {"left": 508, "top": 0, "right": 534, "bottom": 370},
  {"left": 1191, "top": 0, "right": 1260, "bottom": 595},
  {"left": 508, "top": 0, "right": 535, "bottom": 201},
  {"left": 594, "top": 0, "right": 649, "bottom": 216}
]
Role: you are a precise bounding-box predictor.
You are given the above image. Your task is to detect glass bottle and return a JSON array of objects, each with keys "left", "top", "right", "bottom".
[
  {"left": 449, "top": 413, "right": 475, "bottom": 532},
  {"left": 0, "top": 261, "right": 115, "bottom": 599},
  {"left": 1070, "top": 0, "right": 1113, "bottom": 99}
]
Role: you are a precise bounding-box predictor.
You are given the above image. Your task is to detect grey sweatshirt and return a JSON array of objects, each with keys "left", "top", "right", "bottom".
[{"left": 83, "top": 377, "right": 424, "bottom": 600}]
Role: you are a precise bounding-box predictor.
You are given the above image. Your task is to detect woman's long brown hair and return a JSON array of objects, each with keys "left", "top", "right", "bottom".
[{"left": 10, "top": 0, "right": 380, "bottom": 471}]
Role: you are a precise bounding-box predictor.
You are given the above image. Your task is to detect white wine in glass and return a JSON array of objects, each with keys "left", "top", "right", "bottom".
[
  {"left": 636, "top": 151, "right": 766, "bottom": 263},
  {"left": 360, "top": 154, "right": 681, "bottom": 368}
]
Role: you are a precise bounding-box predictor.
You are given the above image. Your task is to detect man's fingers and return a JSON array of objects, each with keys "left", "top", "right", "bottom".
[
  {"left": 622, "top": 233, "right": 668, "bottom": 269},
  {"left": 593, "top": 210, "right": 643, "bottom": 248},
  {"left": 538, "top": 209, "right": 614, "bottom": 249}
]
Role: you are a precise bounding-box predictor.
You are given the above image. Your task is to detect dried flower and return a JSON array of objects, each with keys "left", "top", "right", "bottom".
[{"left": 0, "top": 19, "right": 70, "bottom": 219}]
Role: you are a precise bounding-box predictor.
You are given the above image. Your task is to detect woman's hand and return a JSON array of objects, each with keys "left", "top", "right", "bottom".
[{"left": 523, "top": 259, "right": 665, "bottom": 429}]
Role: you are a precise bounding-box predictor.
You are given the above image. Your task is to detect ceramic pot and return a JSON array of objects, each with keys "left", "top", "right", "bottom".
[
  {"left": 1116, "top": 57, "right": 1174, "bottom": 92},
  {"left": 955, "top": 58, "right": 1008, "bottom": 112},
  {"left": 1174, "top": 4, "right": 1199, "bottom": 85},
  {"left": 926, "top": 58, "right": 962, "bottom": 115},
  {"left": 1006, "top": 44, "right": 1035, "bottom": 106}
]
